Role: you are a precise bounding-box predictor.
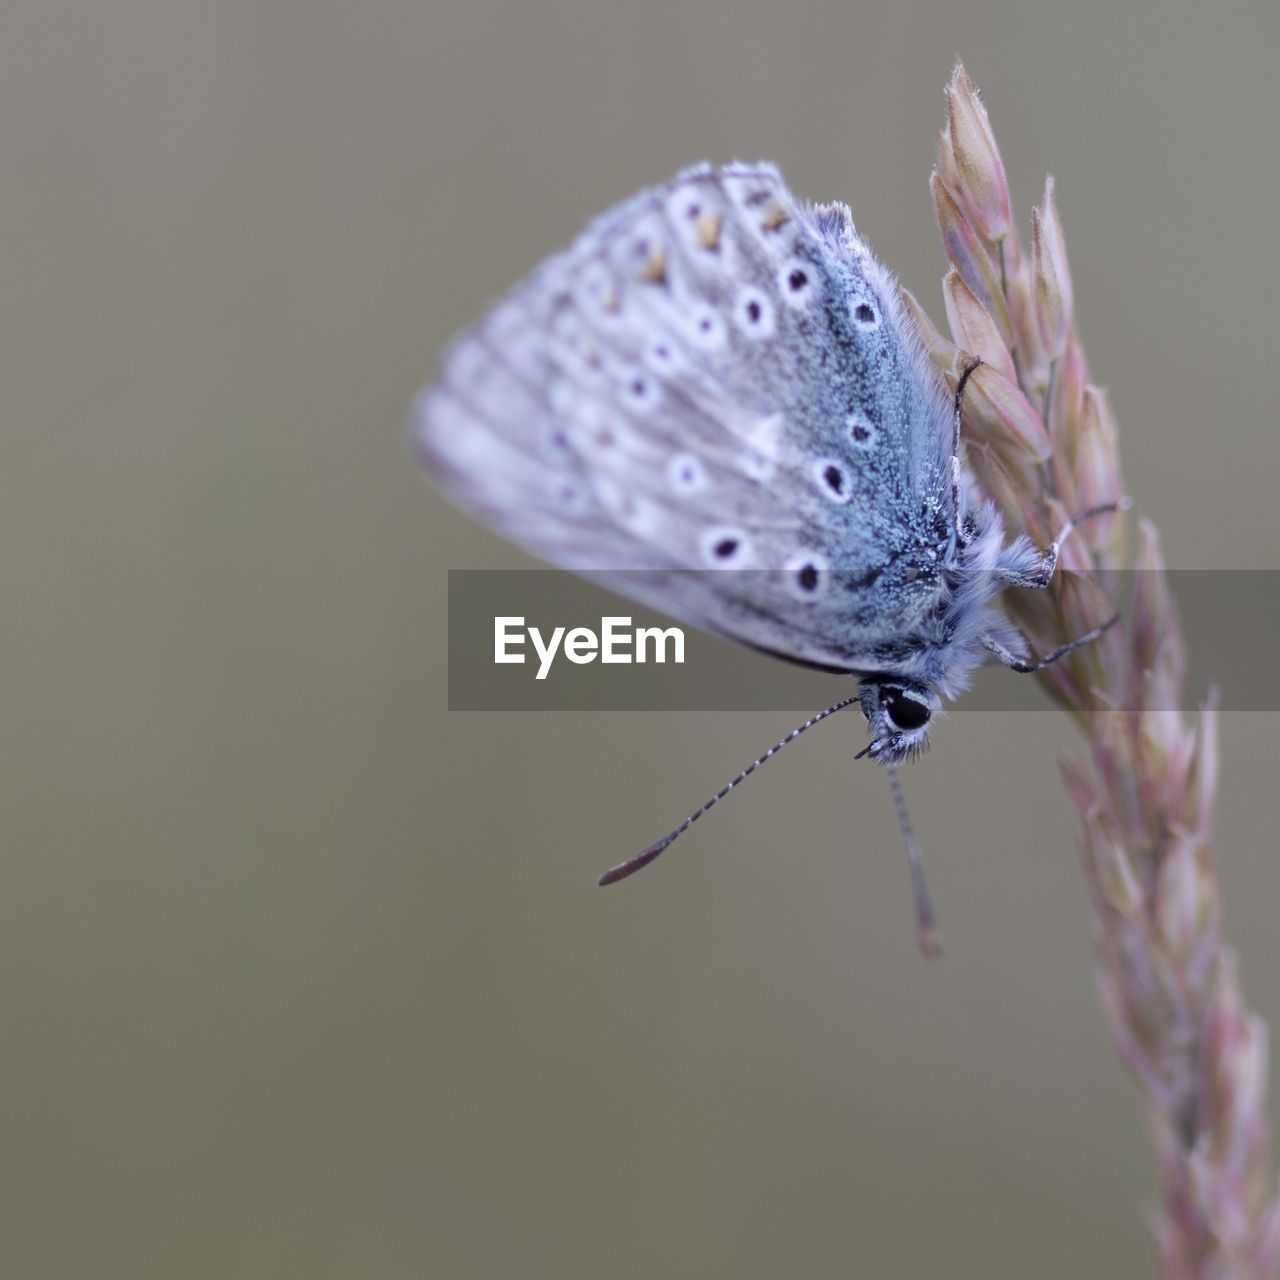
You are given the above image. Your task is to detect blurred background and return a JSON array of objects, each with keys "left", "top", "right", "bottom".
[{"left": 3, "top": 1, "right": 1279, "bottom": 1275}]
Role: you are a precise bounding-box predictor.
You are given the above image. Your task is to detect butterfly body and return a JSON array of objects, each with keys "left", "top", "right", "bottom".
[{"left": 415, "top": 162, "right": 1047, "bottom": 762}]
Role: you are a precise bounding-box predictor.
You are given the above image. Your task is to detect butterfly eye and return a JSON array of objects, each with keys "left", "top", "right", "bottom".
[{"left": 883, "top": 687, "right": 932, "bottom": 732}]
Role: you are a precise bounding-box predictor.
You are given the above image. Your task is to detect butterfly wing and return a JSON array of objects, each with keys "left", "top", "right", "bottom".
[{"left": 414, "top": 163, "right": 957, "bottom": 673}]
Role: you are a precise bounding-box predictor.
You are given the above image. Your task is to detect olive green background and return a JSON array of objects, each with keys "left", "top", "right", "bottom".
[{"left": 5, "top": 2, "right": 1279, "bottom": 1276}]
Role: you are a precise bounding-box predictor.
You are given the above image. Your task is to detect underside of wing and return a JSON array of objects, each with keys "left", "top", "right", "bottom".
[{"left": 415, "top": 163, "right": 958, "bottom": 673}]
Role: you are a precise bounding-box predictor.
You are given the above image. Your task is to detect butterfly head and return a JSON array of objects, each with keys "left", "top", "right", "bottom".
[{"left": 857, "top": 678, "right": 941, "bottom": 765}]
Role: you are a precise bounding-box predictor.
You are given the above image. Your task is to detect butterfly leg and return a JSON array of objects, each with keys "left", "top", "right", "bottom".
[
  {"left": 998, "top": 498, "right": 1131, "bottom": 590},
  {"left": 981, "top": 612, "right": 1120, "bottom": 673},
  {"left": 950, "top": 357, "right": 984, "bottom": 545},
  {"left": 985, "top": 496, "right": 1128, "bottom": 672}
]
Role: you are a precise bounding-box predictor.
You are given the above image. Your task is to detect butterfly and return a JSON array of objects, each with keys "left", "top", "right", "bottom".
[{"left": 412, "top": 162, "right": 1118, "bottom": 951}]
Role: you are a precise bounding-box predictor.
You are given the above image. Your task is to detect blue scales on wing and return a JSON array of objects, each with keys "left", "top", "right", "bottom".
[{"left": 414, "top": 163, "right": 960, "bottom": 673}]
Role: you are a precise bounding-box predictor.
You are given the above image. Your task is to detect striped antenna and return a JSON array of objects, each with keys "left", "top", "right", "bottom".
[{"left": 597, "top": 695, "right": 861, "bottom": 887}]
